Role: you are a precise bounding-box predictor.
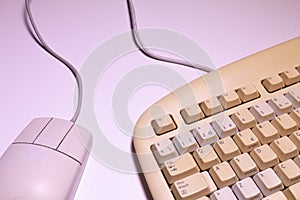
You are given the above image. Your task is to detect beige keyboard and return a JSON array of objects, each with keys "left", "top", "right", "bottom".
[{"left": 133, "top": 37, "right": 300, "bottom": 200}]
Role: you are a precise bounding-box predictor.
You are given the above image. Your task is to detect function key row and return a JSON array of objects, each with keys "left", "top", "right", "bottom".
[{"left": 262, "top": 67, "right": 300, "bottom": 93}]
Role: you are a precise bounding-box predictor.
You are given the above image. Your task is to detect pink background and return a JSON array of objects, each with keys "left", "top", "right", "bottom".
[{"left": 1, "top": 0, "right": 300, "bottom": 199}]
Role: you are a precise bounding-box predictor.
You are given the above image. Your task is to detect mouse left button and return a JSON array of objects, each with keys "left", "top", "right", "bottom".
[{"left": 13, "top": 118, "right": 52, "bottom": 143}]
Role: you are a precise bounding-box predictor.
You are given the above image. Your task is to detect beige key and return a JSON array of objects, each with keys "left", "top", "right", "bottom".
[
  {"left": 285, "top": 87, "right": 300, "bottom": 108},
  {"left": 268, "top": 95, "right": 293, "bottom": 115},
  {"left": 162, "top": 153, "right": 199, "bottom": 184},
  {"left": 274, "top": 159, "right": 300, "bottom": 187},
  {"left": 196, "top": 196, "right": 210, "bottom": 200},
  {"left": 209, "top": 161, "right": 238, "bottom": 188},
  {"left": 214, "top": 136, "right": 241, "bottom": 161},
  {"left": 290, "top": 131, "right": 300, "bottom": 151},
  {"left": 271, "top": 113, "right": 298, "bottom": 136},
  {"left": 151, "top": 114, "right": 176, "bottom": 135},
  {"left": 250, "top": 144, "right": 279, "bottom": 170},
  {"left": 171, "top": 173, "right": 210, "bottom": 200},
  {"left": 294, "top": 155, "right": 300, "bottom": 168},
  {"left": 230, "top": 153, "right": 258, "bottom": 179},
  {"left": 173, "top": 131, "right": 199, "bottom": 154},
  {"left": 270, "top": 136, "right": 298, "bottom": 162},
  {"left": 290, "top": 108, "right": 300, "bottom": 127},
  {"left": 250, "top": 101, "right": 276, "bottom": 123},
  {"left": 218, "top": 90, "right": 242, "bottom": 109},
  {"left": 253, "top": 121, "right": 280, "bottom": 144},
  {"left": 284, "top": 182, "right": 300, "bottom": 200},
  {"left": 200, "top": 97, "right": 223, "bottom": 116},
  {"left": 211, "top": 115, "right": 238, "bottom": 138},
  {"left": 279, "top": 68, "right": 300, "bottom": 86},
  {"left": 236, "top": 84, "right": 260, "bottom": 102},
  {"left": 210, "top": 187, "right": 237, "bottom": 200},
  {"left": 262, "top": 74, "right": 284, "bottom": 92},
  {"left": 262, "top": 191, "right": 287, "bottom": 200},
  {"left": 254, "top": 168, "right": 284, "bottom": 196},
  {"left": 232, "top": 177, "right": 263, "bottom": 200},
  {"left": 233, "top": 129, "right": 261, "bottom": 153},
  {"left": 193, "top": 145, "right": 221, "bottom": 170},
  {"left": 180, "top": 104, "right": 205, "bottom": 124},
  {"left": 231, "top": 109, "right": 257, "bottom": 130}
]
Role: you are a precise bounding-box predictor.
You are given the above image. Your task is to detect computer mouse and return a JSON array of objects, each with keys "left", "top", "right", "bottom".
[{"left": 0, "top": 117, "right": 92, "bottom": 200}]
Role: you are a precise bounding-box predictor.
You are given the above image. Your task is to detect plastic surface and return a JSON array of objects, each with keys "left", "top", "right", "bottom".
[{"left": 0, "top": 117, "right": 92, "bottom": 200}]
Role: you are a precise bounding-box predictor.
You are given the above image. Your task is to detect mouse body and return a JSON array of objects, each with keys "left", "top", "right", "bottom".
[{"left": 0, "top": 117, "right": 92, "bottom": 200}]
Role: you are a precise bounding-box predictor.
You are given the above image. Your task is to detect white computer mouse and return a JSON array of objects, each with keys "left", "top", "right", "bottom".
[{"left": 0, "top": 117, "right": 92, "bottom": 200}]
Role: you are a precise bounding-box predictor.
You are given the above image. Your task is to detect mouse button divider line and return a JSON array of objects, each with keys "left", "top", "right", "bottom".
[
  {"left": 56, "top": 123, "right": 75, "bottom": 150},
  {"left": 27, "top": 117, "right": 53, "bottom": 144}
]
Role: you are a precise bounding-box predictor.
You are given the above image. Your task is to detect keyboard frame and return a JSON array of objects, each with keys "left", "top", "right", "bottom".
[{"left": 133, "top": 37, "right": 300, "bottom": 199}]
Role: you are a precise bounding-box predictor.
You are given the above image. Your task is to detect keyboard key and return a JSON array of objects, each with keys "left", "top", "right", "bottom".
[
  {"left": 173, "top": 131, "right": 198, "bottom": 154},
  {"left": 271, "top": 113, "right": 298, "bottom": 136},
  {"left": 290, "top": 107, "right": 300, "bottom": 128},
  {"left": 270, "top": 136, "right": 298, "bottom": 161},
  {"left": 232, "top": 177, "right": 263, "bottom": 200},
  {"left": 151, "top": 114, "right": 176, "bottom": 135},
  {"left": 152, "top": 138, "right": 178, "bottom": 164},
  {"left": 294, "top": 155, "right": 300, "bottom": 168},
  {"left": 231, "top": 109, "right": 257, "bottom": 130},
  {"left": 262, "top": 191, "right": 287, "bottom": 200},
  {"left": 171, "top": 173, "right": 210, "bottom": 200},
  {"left": 192, "top": 123, "right": 219, "bottom": 146},
  {"left": 279, "top": 68, "right": 300, "bottom": 86},
  {"left": 218, "top": 90, "right": 241, "bottom": 109},
  {"left": 262, "top": 74, "right": 284, "bottom": 92},
  {"left": 193, "top": 145, "right": 221, "bottom": 170},
  {"left": 211, "top": 115, "right": 238, "bottom": 138},
  {"left": 200, "top": 97, "right": 223, "bottom": 116},
  {"left": 209, "top": 161, "right": 238, "bottom": 188},
  {"left": 196, "top": 196, "right": 210, "bottom": 200},
  {"left": 285, "top": 87, "right": 300, "bottom": 108},
  {"left": 230, "top": 153, "right": 258, "bottom": 179},
  {"left": 290, "top": 130, "right": 300, "bottom": 151},
  {"left": 236, "top": 84, "right": 260, "bottom": 102},
  {"left": 252, "top": 121, "right": 279, "bottom": 144},
  {"left": 233, "top": 129, "right": 261, "bottom": 153},
  {"left": 284, "top": 182, "right": 300, "bottom": 200},
  {"left": 268, "top": 95, "right": 293, "bottom": 115},
  {"left": 274, "top": 159, "right": 300, "bottom": 187},
  {"left": 214, "top": 136, "right": 241, "bottom": 161},
  {"left": 180, "top": 104, "right": 204, "bottom": 124},
  {"left": 253, "top": 168, "right": 284, "bottom": 196},
  {"left": 210, "top": 187, "right": 237, "bottom": 200},
  {"left": 162, "top": 153, "right": 199, "bottom": 184},
  {"left": 250, "top": 101, "right": 275, "bottom": 123},
  {"left": 250, "top": 144, "right": 279, "bottom": 170}
]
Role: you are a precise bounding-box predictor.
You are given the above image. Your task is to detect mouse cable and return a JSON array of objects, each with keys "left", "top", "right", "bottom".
[
  {"left": 25, "top": 0, "right": 82, "bottom": 122},
  {"left": 126, "top": 0, "right": 213, "bottom": 73}
]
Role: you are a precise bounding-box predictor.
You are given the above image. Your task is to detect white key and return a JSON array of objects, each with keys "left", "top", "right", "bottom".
[
  {"left": 285, "top": 87, "right": 300, "bottom": 108},
  {"left": 250, "top": 101, "right": 275, "bottom": 123},
  {"left": 232, "top": 177, "right": 263, "bottom": 200},
  {"left": 262, "top": 191, "right": 287, "bottom": 200},
  {"left": 253, "top": 168, "right": 284, "bottom": 196},
  {"left": 210, "top": 187, "right": 237, "bottom": 200},
  {"left": 152, "top": 138, "right": 178, "bottom": 164},
  {"left": 192, "top": 123, "right": 219, "bottom": 146},
  {"left": 211, "top": 115, "right": 238, "bottom": 138},
  {"left": 268, "top": 95, "right": 293, "bottom": 116},
  {"left": 173, "top": 131, "right": 198, "bottom": 154}
]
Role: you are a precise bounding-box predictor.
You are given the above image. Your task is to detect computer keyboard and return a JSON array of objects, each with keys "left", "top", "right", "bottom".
[{"left": 133, "top": 37, "right": 300, "bottom": 200}]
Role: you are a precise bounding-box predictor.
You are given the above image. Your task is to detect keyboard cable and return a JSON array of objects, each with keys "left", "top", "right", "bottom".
[{"left": 126, "top": 0, "right": 214, "bottom": 73}]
